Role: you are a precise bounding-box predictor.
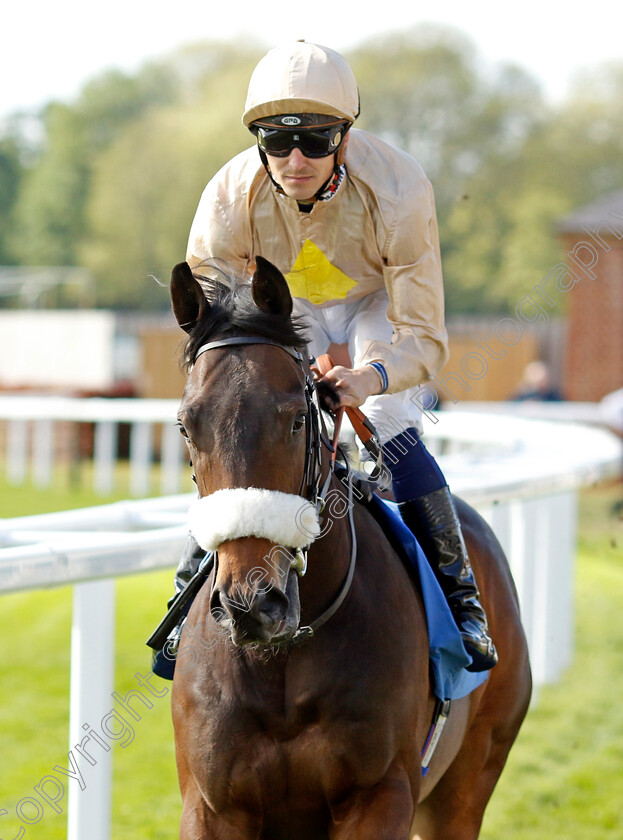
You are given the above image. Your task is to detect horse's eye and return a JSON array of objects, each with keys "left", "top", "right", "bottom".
[
  {"left": 292, "top": 414, "right": 306, "bottom": 434},
  {"left": 177, "top": 421, "right": 189, "bottom": 439}
]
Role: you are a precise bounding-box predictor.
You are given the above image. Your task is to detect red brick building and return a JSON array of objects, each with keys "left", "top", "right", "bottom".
[{"left": 558, "top": 190, "right": 623, "bottom": 401}]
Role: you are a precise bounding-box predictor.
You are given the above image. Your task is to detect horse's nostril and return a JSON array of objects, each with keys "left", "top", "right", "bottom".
[
  {"left": 211, "top": 584, "right": 288, "bottom": 628},
  {"left": 209, "top": 579, "right": 295, "bottom": 644},
  {"left": 256, "top": 589, "right": 289, "bottom": 624},
  {"left": 209, "top": 587, "right": 222, "bottom": 614},
  {"left": 209, "top": 589, "right": 230, "bottom": 625}
]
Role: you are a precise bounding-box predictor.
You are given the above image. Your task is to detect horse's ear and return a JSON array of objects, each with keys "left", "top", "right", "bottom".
[
  {"left": 251, "top": 256, "right": 293, "bottom": 317},
  {"left": 170, "top": 262, "right": 208, "bottom": 333}
]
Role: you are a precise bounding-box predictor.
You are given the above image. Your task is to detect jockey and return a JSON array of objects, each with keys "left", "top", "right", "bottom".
[{"left": 159, "top": 41, "right": 497, "bottom": 674}]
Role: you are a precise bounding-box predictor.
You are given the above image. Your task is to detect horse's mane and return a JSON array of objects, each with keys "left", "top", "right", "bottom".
[{"left": 181, "top": 262, "right": 309, "bottom": 371}]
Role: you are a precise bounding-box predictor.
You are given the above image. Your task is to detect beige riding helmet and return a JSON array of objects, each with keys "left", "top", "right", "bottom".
[{"left": 242, "top": 41, "right": 360, "bottom": 127}]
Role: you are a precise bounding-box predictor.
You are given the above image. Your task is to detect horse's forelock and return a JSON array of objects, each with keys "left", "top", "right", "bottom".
[{"left": 181, "top": 268, "right": 308, "bottom": 371}]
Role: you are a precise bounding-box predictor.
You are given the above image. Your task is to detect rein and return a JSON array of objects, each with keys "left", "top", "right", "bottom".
[
  {"left": 315, "top": 354, "right": 384, "bottom": 475},
  {"left": 192, "top": 334, "right": 359, "bottom": 643}
]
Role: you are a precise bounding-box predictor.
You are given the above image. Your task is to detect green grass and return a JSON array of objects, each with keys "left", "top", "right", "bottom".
[
  {"left": 480, "top": 480, "right": 623, "bottom": 838},
  {"left": 1, "top": 474, "right": 622, "bottom": 838},
  {"left": 0, "top": 470, "right": 183, "bottom": 839},
  {"left": 0, "top": 573, "right": 180, "bottom": 839},
  {"left": 0, "top": 460, "right": 194, "bottom": 518}
]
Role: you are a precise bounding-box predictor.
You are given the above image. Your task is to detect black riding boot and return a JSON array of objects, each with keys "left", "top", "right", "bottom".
[
  {"left": 172, "top": 534, "right": 206, "bottom": 599},
  {"left": 398, "top": 486, "right": 498, "bottom": 672}
]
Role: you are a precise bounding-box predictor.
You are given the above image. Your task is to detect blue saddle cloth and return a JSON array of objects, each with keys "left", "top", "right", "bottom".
[{"left": 368, "top": 495, "right": 489, "bottom": 701}]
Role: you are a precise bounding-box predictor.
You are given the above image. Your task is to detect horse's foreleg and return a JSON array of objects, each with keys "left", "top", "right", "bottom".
[
  {"left": 329, "top": 765, "right": 415, "bottom": 840},
  {"left": 179, "top": 789, "right": 261, "bottom": 840}
]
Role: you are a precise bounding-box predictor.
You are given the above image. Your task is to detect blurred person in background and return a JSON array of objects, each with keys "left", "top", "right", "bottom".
[{"left": 512, "top": 360, "right": 563, "bottom": 402}]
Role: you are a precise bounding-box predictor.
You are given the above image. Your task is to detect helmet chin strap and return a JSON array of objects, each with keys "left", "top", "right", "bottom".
[
  {"left": 336, "top": 128, "right": 350, "bottom": 166},
  {"left": 258, "top": 147, "right": 286, "bottom": 194}
]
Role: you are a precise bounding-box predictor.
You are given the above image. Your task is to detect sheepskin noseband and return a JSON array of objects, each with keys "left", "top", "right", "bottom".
[{"left": 189, "top": 488, "right": 321, "bottom": 553}]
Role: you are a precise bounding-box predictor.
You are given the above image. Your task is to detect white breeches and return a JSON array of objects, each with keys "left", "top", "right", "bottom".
[{"left": 293, "top": 289, "right": 423, "bottom": 445}]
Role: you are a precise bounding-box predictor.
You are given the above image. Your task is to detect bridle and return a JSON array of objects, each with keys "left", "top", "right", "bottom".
[
  {"left": 194, "top": 334, "right": 331, "bottom": 505},
  {"left": 192, "top": 334, "right": 358, "bottom": 643}
]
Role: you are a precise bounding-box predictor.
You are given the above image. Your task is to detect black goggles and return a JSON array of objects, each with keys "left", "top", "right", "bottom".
[{"left": 251, "top": 123, "right": 348, "bottom": 158}]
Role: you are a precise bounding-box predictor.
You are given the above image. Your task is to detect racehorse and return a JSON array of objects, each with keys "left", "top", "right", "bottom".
[{"left": 168, "top": 257, "right": 532, "bottom": 840}]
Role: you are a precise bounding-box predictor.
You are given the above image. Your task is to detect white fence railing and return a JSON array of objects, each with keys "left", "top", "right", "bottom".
[
  {"left": 0, "top": 397, "right": 621, "bottom": 840},
  {"left": 0, "top": 394, "right": 186, "bottom": 496}
]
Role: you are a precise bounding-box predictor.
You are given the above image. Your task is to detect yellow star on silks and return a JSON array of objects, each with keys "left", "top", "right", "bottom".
[{"left": 285, "top": 239, "right": 358, "bottom": 305}]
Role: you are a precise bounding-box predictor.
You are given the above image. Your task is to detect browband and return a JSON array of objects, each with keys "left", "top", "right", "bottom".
[{"left": 194, "top": 336, "right": 304, "bottom": 364}]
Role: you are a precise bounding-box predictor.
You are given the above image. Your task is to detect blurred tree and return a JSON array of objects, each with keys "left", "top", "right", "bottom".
[
  {"left": 349, "top": 25, "right": 571, "bottom": 313},
  {"left": 351, "top": 26, "right": 545, "bottom": 209},
  {"left": 442, "top": 60, "right": 623, "bottom": 312},
  {"left": 9, "top": 103, "right": 89, "bottom": 266},
  {"left": 7, "top": 63, "right": 180, "bottom": 269},
  {"left": 80, "top": 43, "right": 261, "bottom": 308},
  {"left": 78, "top": 64, "right": 179, "bottom": 151},
  {"left": 522, "top": 63, "right": 623, "bottom": 203},
  {"left": 0, "top": 133, "right": 21, "bottom": 264},
  {"left": 352, "top": 26, "right": 480, "bottom": 180},
  {"left": 2, "top": 29, "right": 622, "bottom": 314},
  {"left": 442, "top": 178, "right": 570, "bottom": 313}
]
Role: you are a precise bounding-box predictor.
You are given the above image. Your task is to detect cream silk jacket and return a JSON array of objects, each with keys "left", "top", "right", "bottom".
[{"left": 186, "top": 129, "right": 449, "bottom": 394}]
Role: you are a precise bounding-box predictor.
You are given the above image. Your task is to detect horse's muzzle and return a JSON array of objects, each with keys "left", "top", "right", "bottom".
[{"left": 210, "top": 567, "right": 301, "bottom": 646}]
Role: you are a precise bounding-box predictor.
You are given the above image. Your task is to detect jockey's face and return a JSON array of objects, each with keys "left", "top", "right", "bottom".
[{"left": 266, "top": 147, "right": 336, "bottom": 202}]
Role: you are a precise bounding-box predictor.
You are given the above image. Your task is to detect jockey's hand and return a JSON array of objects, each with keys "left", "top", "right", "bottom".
[{"left": 316, "top": 364, "right": 383, "bottom": 409}]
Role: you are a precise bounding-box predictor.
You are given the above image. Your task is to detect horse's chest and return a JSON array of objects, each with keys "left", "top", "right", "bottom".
[
  {"left": 205, "top": 684, "right": 398, "bottom": 810},
  {"left": 194, "top": 588, "right": 428, "bottom": 814}
]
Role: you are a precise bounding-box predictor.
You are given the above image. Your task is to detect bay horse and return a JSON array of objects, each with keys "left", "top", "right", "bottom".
[{"left": 169, "top": 257, "right": 532, "bottom": 840}]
